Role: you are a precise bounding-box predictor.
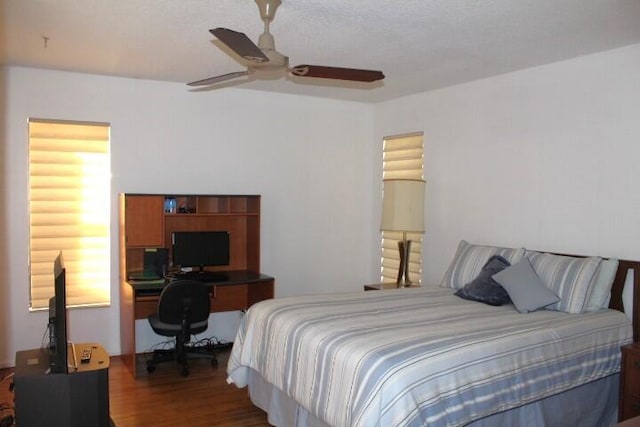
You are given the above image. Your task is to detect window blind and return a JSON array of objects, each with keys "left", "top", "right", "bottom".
[
  {"left": 381, "top": 133, "right": 424, "bottom": 283},
  {"left": 28, "top": 119, "right": 111, "bottom": 310}
]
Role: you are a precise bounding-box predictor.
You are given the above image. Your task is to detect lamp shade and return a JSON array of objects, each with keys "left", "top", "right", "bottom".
[{"left": 380, "top": 179, "right": 426, "bottom": 233}]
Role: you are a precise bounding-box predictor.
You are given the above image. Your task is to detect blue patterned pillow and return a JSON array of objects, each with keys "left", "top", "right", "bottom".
[
  {"left": 455, "top": 255, "right": 512, "bottom": 306},
  {"left": 441, "top": 240, "right": 525, "bottom": 289},
  {"left": 525, "top": 251, "right": 602, "bottom": 314}
]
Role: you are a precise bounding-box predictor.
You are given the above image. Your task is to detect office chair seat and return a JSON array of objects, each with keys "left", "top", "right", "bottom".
[
  {"left": 146, "top": 279, "right": 217, "bottom": 376},
  {"left": 148, "top": 316, "right": 208, "bottom": 335}
]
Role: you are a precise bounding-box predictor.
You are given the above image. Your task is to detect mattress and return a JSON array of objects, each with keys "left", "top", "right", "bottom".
[{"left": 227, "top": 287, "right": 632, "bottom": 427}]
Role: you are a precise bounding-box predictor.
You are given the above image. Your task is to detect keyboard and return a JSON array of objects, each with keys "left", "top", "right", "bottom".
[{"left": 173, "top": 271, "right": 228, "bottom": 282}]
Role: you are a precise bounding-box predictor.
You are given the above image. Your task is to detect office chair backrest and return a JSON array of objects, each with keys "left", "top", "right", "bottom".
[{"left": 157, "top": 279, "right": 211, "bottom": 325}]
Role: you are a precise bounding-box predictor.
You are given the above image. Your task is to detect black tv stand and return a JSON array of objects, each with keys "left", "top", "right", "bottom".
[{"left": 14, "top": 343, "right": 111, "bottom": 427}]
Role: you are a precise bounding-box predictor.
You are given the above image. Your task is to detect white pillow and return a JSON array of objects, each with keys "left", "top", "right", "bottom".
[
  {"left": 622, "top": 267, "right": 634, "bottom": 322},
  {"left": 583, "top": 258, "right": 619, "bottom": 312}
]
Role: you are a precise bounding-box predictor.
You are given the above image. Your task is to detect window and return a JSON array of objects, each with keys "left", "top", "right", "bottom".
[
  {"left": 28, "top": 119, "right": 111, "bottom": 310},
  {"left": 380, "top": 133, "right": 424, "bottom": 283}
]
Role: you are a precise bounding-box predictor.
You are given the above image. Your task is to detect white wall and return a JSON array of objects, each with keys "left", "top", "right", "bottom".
[
  {"left": 1, "top": 67, "right": 375, "bottom": 365},
  {"left": 4, "top": 42, "right": 640, "bottom": 367},
  {"left": 372, "top": 43, "right": 640, "bottom": 286}
]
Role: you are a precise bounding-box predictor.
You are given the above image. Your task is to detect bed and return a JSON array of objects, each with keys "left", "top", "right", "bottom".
[{"left": 227, "top": 242, "right": 640, "bottom": 426}]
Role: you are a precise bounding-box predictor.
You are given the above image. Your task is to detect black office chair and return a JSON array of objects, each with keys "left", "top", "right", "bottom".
[{"left": 146, "top": 279, "right": 217, "bottom": 376}]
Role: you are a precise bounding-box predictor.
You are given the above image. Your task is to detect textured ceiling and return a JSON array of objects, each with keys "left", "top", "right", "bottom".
[{"left": 2, "top": 0, "right": 640, "bottom": 103}]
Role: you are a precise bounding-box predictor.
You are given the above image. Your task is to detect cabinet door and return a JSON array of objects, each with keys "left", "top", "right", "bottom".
[{"left": 124, "top": 195, "right": 164, "bottom": 247}]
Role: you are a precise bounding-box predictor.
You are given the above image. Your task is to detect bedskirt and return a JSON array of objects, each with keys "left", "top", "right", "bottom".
[{"left": 247, "top": 369, "right": 619, "bottom": 427}]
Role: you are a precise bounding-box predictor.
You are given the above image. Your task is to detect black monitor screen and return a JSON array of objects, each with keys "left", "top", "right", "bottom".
[
  {"left": 49, "top": 252, "right": 68, "bottom": 374},
  {"left": 171, "top": 231, "right": 230, "bottom": 270}
]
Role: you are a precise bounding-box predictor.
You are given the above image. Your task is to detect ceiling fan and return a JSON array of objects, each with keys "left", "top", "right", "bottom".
[{"left": 187, "top": 0, "right": 385, "bottom": 88}]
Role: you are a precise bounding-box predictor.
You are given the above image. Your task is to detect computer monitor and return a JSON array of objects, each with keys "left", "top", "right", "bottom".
[
  {"left": 171, "top": 231, "right": 230, "bottom": 272},
  {"left": 49, "top": 252, "right": 68, "bottom": 374}
]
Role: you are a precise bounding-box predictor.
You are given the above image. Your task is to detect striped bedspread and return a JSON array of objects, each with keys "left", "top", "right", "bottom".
[{"left": 227, "top": 287, "right": 632, "bottom": 427}]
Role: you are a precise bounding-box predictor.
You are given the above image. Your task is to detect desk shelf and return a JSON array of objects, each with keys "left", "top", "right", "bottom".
[{"left": 162, "top": 195, "right": 261, "bottom": 215}]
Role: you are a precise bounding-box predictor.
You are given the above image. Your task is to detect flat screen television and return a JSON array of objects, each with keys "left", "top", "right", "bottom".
[
  {"left": 171, "top": 231, "right": 230, "bottom": 272},
  {"left": 48, "top": 252, "right": 68, "bottom": 374}
]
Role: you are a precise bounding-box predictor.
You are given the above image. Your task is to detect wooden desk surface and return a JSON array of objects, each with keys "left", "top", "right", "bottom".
[{"left": 128, "top": 270, "right": 273, "bottom": 292}]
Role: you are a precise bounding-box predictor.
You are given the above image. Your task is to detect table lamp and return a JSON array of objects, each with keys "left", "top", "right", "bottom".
[{"left": 380, "top": 179, "right": 426, "bottom": 287}]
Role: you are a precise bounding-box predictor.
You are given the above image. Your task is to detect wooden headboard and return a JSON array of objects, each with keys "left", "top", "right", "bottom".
[
  {"left": 546, "top": 252, "right": 639, "bottom": 342},
  {"left": 608, "top": 259, "right": 640, "bottom": 343}
]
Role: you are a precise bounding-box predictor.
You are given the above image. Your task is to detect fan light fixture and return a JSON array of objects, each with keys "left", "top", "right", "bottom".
[
  {"left": 188, "top": 0, "right": 385, "bottom": 88},
  {"left": 256, "top": 0, "right": 280, "bottom": 22}
]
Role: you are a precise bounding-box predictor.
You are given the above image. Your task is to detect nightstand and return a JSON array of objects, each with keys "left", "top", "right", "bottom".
[
  {"left": 620, "top": 343, "right": 640, "bottom": 421},
  {"left": 364, "top": 282, "right": 421, "bottom": 291},
  {"left": 618, "top": 415, "right": 640, "bottom": 426}
]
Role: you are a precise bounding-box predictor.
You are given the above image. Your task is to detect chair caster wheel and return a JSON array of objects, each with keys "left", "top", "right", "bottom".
[
  {"left": 211, "top": 358, "right": 218, "bottom": 367},
  {"left": 181, "top": 367, "right": 189, "bottom": 377},
  {"left": 147, "top": 364, "right": 156, "bottom": 373}
]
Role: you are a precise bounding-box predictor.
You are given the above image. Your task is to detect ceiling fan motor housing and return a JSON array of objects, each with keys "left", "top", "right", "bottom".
[{"left": 258, "top": 31, "right": 276, "bottom": 52}]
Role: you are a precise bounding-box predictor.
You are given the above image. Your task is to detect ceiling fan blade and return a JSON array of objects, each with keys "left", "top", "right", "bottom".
[
  {"left": 210, "top": 28, "right": 269, "bottom": 63},
  {"left": 187, "top": 71, "right": 250, "bottom": 87},
  {"left": 290, "top": 65, "right": 385, "bottom": 82}
]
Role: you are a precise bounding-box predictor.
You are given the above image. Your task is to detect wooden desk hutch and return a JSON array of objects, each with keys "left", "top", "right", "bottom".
[{"left": 118, "top": 193, "right": 274, "bottom": 377}]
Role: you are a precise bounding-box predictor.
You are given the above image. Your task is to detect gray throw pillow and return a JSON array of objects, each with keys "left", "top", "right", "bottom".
[
  {"left": 492, "top": 258, "right": 559, "bottom": 313},
  {"left": 455, "top": 255, "right": 512, "bottom": 306}
]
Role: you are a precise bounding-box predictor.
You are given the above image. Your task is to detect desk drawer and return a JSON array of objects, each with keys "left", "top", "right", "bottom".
[
  {"left": 211, "top": 284, "right": 248, "bottom": 312},
  {"left": 135, "top": 296, "right": 159, "bottom": 319}
]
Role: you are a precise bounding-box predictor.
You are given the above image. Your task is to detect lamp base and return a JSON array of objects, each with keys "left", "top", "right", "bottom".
[{"left": 396, "top": 239, "right": 413, "bottom": 288}]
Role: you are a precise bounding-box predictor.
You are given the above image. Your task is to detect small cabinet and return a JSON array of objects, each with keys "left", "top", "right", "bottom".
[
  {"left": 124, "top": 195, "right": 164, "bottom": 247},
  {"left": 620, "top": 343, "right": 640, "bottom": 421}
]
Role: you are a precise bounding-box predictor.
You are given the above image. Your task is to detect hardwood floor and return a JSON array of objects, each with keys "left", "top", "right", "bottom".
[{"left": 1, "top": 349, "right": 271, "bottom": 427}]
